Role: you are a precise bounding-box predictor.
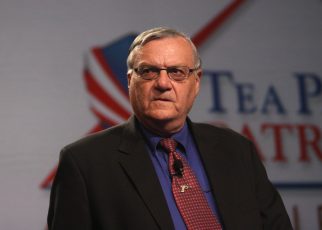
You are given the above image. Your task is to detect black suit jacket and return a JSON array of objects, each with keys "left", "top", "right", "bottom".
[{"left": 47, "top": 116, "right": 292, "bottom": 230}]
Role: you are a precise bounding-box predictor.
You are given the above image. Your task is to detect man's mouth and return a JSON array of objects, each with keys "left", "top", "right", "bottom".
[{"left": 154, "top": 98, "right": 172, "bottom": 102}]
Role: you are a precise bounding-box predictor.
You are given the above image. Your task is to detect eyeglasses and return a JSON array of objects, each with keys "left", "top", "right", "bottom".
[{"left": 133, "top": 66, "right": 199, "bottom": 82}]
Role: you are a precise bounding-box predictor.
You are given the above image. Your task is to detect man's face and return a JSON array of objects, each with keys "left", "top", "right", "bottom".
[{"left": 128, "top": 37, "right": 201, "bottom": 133}]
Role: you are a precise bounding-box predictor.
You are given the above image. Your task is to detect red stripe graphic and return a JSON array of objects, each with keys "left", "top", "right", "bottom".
[
  {"left": 40, "top": 166, "right": 57, "bottom": 189},
  {"left": 92, "top": 47, "right": 129, "bottom": 100},
  {"left": 84, "top": 69, "right": 131, "bottom": 120},
  {"left": 192, "top": 0, "right": 245, "bottom": 48},
  {"left": 90, "top": 106, "right": 119, "bottom": 127},
  {"left": 88, "top": 123, "right": 105, "bottom": 134}
]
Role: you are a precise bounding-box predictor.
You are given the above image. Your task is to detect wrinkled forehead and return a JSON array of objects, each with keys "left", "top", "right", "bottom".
[{"left": 132, "top": 37, "right": 195, "bottom": 66}]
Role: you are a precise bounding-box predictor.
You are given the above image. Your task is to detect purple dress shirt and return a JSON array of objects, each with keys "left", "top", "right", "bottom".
[{"left": 139, "top": 122, "right": 222, "bottom": 230}]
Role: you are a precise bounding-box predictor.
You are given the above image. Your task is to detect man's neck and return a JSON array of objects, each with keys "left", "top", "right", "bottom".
[{"left": 136, "top": 116, "right": 186, "bottom": 137}]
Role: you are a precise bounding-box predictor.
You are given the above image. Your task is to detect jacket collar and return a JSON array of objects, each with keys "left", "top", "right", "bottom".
[{"left": 118, "top": 116, "right": 175, "bottom": 230}]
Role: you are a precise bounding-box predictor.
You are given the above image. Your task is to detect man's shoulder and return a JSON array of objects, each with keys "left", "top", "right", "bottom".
[
  {"left": 190, "top": 121, "right": 250, "bottom": 144},
  {"left": 190, "top": 121, "right": 255, "bottom": 160},
  {"left": 60, "top": 122, "right": 128, "bottom": 160}
]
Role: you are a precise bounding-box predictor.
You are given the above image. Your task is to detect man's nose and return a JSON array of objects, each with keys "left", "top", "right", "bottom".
[{"left": 155, "top": 70, "right": 172, "bottom": 89}]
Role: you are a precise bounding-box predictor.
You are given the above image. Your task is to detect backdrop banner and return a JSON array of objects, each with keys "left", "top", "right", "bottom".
[{"left": 0, "top": 0, "right": 321, "bottom": 229}]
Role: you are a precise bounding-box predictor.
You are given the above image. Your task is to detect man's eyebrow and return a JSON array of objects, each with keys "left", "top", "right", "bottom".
[
  {"left": 135, "top": 62, "right": 157, "bottom": 68},
  {"left": 138, "top": 64, "right": 157, "bottom": 67},
  {"left": 137, "top": 63, "right": 186, "bottom": 68}
]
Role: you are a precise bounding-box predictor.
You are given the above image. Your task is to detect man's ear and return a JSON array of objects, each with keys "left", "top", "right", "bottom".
[
  {"left": 196, "top": 69, "right": 202, "bottom": 81},
  {"left": 195, "top": 69, "right": 202, "bottom": 95},
  {"left": 127, "top": 71, "right": 132, "bottom": 88}
]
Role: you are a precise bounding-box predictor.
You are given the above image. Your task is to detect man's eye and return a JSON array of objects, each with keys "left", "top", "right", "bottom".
[
  {"left": 140, "top": 67, "right": 158, "bottom": 74},
  {"left": 168, "top": 68, "right": 183, "bottom": 75}
]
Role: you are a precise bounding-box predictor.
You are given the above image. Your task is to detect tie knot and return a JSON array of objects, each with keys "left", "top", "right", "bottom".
[{"left": 160, "top": 138, "right": 177, "bottom": 153}]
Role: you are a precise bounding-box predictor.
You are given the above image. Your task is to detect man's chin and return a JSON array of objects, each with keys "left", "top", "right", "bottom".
[{"left": 145, "top": 110, "right": 177, "bottom": 122}]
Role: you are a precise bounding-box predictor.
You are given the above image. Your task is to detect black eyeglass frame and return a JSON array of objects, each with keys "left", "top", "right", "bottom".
[{"left": 133, "top": 66, "right": 200, "bottom": 82}]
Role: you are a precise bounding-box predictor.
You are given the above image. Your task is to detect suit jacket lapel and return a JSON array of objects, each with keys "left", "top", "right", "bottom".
[
  {"left": 189, "top": 121, "right": 238, "bottom": 226},
  {"left": 118, "top": 116, "right": 174, "bottom": 230}
]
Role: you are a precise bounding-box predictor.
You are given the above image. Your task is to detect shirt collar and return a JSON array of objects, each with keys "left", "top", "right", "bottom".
[{"left": 139, "top": 122, "right": 190, "bottom": 154}]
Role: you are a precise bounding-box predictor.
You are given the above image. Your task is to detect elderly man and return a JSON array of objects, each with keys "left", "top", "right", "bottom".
[{"left": 47, "top": 27, "right": 292, "bottom": 230}]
